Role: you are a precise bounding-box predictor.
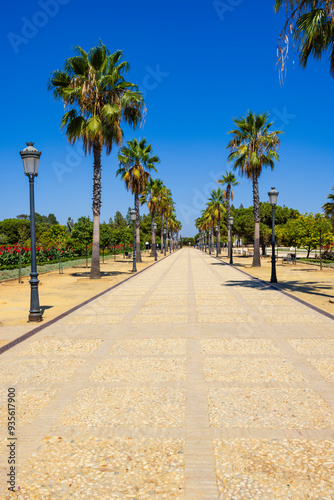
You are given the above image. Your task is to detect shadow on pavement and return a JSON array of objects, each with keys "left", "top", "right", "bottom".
[
  {"left": 224, "top": 279, "right": 333, "bottom": 299},
  {"left": 40, "top": 305, "right": 53, "bottom": 316},
  {"left": 70, "top": 271, "right": 127, "bottom": 278}
]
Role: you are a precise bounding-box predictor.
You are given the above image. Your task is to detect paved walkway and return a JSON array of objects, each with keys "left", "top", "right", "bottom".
[{"left": 0, "top": 248, "right": 334, "bottom": 499}]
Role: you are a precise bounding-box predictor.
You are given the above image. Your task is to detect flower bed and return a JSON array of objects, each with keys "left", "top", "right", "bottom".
[{"left": 0, "top": 245, "right": 80, "bottom": 269}]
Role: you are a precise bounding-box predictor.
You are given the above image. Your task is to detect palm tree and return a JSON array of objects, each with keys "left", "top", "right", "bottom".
[
  {"left": 159, "top": 188, "right": 173, "bottom": 254},
  {"left": 207, "top": 188, "right": 225, "bottom": 255},
  {"left": 205, "top": 206, "right": 216, "bottom": 252},
  {"left": 323, "top": 186, "right": 334, "bottom": 228},
  {"left": 227, "top": 111, "right": 282, "bottom": 267},
  {"left": 218, "top": 171, "right": 240, "bottom": 257},
  {"left": 275, "top": 0, "right": 334, "bottom": 78},
  {"left": 117, "top": 138, "right": 160, "bottom": 262},
  {"left": 49, "top": 41, "right": 143, "bottom": 279},
  {"left": 140, "top": 178, "right": 164, "bottom": 256}
]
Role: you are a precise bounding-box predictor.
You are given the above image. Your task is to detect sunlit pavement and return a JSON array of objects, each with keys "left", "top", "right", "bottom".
[{"left": 0, "top": 248, "right": 334, "bottom": 499}]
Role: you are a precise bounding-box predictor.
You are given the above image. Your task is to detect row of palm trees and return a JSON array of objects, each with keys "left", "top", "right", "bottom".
[
  {"left": 195, "top": 173, "right": 239, "bottom": 257},
  {"left": 195, "top": 111, "right": 282, "bottom": 267},
  {"left": 116, "top": 139, "right": 181, "bottom": 262},
  {"left": 49, "top": 41, "right": 180, "bottom": 278}
]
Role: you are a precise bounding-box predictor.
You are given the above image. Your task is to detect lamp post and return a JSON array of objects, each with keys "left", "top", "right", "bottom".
[
  {"left": 169, "top": 232, "right": 171, "bottom": 254},
  {"left": 209, "top": 228, "right": 212, "bottom": 254},
  {"left": 164, "top": 228, "right": 167, "bottom": 256},
  {"left": 130, "top": 209, "right": 137, "bottom": 272},
  {"left": 228, "top": 216, "right": 234, "bottom": 265},
  {"left": 204, "top": 231, "right": 207, "bottom": 252},
  {"left": 268, "top": 187, "right": 279, "bottom": 283},
  {"left": 215, "top": 224, "right": 219, "bottom": 258},
  {"left": 153, "top": 222, "right": 157, "bottom": 261},
  {"left": 20, "top": 142, "right": 42, "bottom": 322}
]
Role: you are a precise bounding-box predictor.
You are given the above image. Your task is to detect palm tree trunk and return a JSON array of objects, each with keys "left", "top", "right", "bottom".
[
  {"left": 150, "top": 211, "right": 155, "bottom": 257},
  {"left": 90, "top": 141, "right": 102, "bottom": 279},
  {"left": 226, "top": 185, "right": 231, "bottom": 258},
  {"left": 135, "top": 193, "right": 142, "bottom": 263},
  {"left": 160, "top": 214, "right": 164, "bottom": 254},
  {"left": 252, "top": 172, "right": 261, "bottom": 267}
]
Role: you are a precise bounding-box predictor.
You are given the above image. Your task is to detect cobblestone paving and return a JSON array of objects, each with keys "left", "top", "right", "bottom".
[{"left": 0, "top": 248, "right": 333, "bottom": 499}]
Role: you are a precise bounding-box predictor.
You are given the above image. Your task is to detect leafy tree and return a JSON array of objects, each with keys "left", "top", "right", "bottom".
[
  {"left": 100, "top": 224, "right": 113, "bottom": 263},
  {"left": 275, "top": 0, "right": 334, "bottom": 79},
  {"left": 218, "top": 171, "right": 239, "bottom": 257},
  {"left": 117, "top": 138, "right": 160, "bottom": 262},
  {"left": 227, "top": 111, "right": 282, "bottom": 266},
  {"left": 260, "top": 202, "right": 299, "bottom": 226},
  {"left": 38, "top": 225, "right": 68, "bottom": 248},
  {"left": 0, "top": 219, "right": 31, "bottom": 244},
  {"left": 49, "top": 41, "right": 144, "bottom": 279},
  {"left": 125, "top": 207, "right": 133, "bottom": 227},
  {"left": 71, "top": 217, "right": 93, "bottom": 267},
  {"left": 112, "top": 227, "right": 132, "bottom": 248},
  {"left": 113, "top": 211, "right": 127, "bottom": 228},
  {"left": 16, "top": 214, "right": 29, "bottom": 220},
  {"left": 278, "top": 213, "right": 333, "bottom": 257},
  {"left": 0, "top": 234, "right": 9, "bottom": 245}
]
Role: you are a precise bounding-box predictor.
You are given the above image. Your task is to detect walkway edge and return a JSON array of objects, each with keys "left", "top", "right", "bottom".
[{"left": 209, "top": 253, "right": 334, "bottom": 322}]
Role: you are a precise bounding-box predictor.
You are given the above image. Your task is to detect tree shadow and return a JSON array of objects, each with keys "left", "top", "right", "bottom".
[
  {"left": 70, "top": 270, "right": 127, "bottom": 278},
  {"left": 224, "top": 279, "right": 333, "bottom": 299}
]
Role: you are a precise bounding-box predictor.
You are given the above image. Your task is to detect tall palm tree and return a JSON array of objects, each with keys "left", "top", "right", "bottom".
[
  {"left": 117, "top": 138, "right": 160, "bottom": 262},
  {"left": 218, "top": 171, "right": 240, "bottom": 257},
  {"left": 207, "top": 188, "right": 225, "bottom": 255},
  {"left": 323, "top": 186, "right": 334, "bottom": 227},
  {"left": 49, "top": 41, "right": 143, "bottom": 279},
  {"left": 275, "top": 0, "right": 334, "bottom": 78},
  {"left": 227, "top": 111, "right": 282, "bottom": 267},
  {"left": 140, "top": 178, "right": 164, "bottom": 256},
  {"left": 205, "top": 205, "right": 216, "bottom": 252},
  {"left": 159, "top": 188, "right": 173, "bottom": 254}
]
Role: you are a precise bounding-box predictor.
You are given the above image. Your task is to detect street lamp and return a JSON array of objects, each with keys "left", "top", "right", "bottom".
[
  {"left": 169, "top": 232, "right": 171, "bottom": 254},
  {"left": 130, "top": 209, "right": 137, "bottom": 272},
  {"left": 163, "top": 228, "right": 167, "bottom": 256},
  {"left": 228, "top": 216, "right": 234, "bottom": 265},
  {"left": 268, "top": 187, "right": 279, "bottom": 283},
  {"left": 215, "top": 224, "right": 219, "bottom": 258},
  {"left": 209, "top": 228, "right": 212, "bottom": 254},
  {"left": 153, "top": 222, "right": 157, "bottom": 261},
  {"left": 20, "top": 142, "right": 42, "bottom": 322}
]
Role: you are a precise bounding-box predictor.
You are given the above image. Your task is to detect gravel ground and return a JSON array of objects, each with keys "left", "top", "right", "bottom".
[{"left": 0, "top": 248, "right": 333, "bottom": 499}]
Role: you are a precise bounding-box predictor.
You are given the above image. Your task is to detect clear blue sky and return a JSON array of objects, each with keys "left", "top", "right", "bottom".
[{"left": 2, "top": 0, "right": 333, "bottom": 236}]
